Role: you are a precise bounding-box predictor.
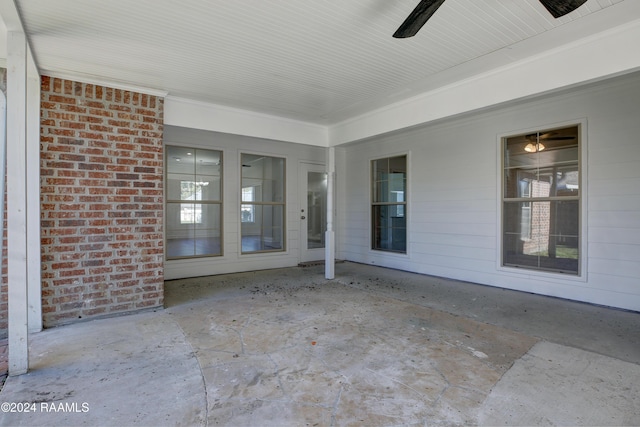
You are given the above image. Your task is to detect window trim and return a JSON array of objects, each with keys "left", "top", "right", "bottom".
[
  {"left": 165, "top": 145, "right": 224, "bottom": 260},
  {"left": 370, "top": 153, "right": 409, "bottom": 254},
  {"left": 497, "top": 120, "right": 587, "bottom": 281},
  {"left": 240, "top": 152, "right": 287, "bottom": 255}
]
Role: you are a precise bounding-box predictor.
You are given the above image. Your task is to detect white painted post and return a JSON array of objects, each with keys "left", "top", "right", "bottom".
[
  {"left": 325, "top": 147, "right": 335, "bottom": 279},
  {"left": 26, "top": 53, "right": 42, "bottom": 333},
  {"left": 7, "top": 30, "right": 30, "bottom": 375},
  {"left": 0, "top": 92, "right": 5, "bottom": 283}
]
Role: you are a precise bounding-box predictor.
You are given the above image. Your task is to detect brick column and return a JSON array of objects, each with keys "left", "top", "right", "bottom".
[{"left": 39, "top": 76, "right": 164, "bottom": 327}]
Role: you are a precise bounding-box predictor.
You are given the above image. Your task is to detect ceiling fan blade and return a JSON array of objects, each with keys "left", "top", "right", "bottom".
[
  {"left": 538, "top": 0, "right": 588, "bottom": 18},
  {"left": 538, "top": 131, "right": 576, "bottom": 141},
  {"left": 393, "top": 0, "right": 447, "bottom": 38},
  {"left": 544, "top": 136, "right": 576, "bottom": 140}
]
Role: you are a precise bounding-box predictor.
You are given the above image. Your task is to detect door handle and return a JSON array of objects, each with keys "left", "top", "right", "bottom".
[{"left": 301, "top": 216, "right": 306, "bottom": 220}]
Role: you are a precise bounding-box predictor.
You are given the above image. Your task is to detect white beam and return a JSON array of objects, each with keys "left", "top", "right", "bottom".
[
  {"left": 164, "top": 96, "right": 329, "bottom": 148},
  {"left": 6, "top": 30, "right": 29, "bottom": 375}
]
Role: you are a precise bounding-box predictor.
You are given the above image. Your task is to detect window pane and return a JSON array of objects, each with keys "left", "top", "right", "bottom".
[
  {"left": 372, "top": 155, "right": 407, "bottom": 253},
  {"left": 166, "top": 202, "right": 221, "bottom": 258},
  {"left": 166, "top": 202, "right": 194, "bottom": 257},
  {"left": 503, "top": 200, "right": 579, "bottom": 274},
  {"left": 194, "top": 177, "right": 221, "bottom": 201},
  {"left": 194, "top": 149, "right": 221, "bottom": 201},
  {"left": 372, "top": 158, "right": 389, "bottom": 203},
  {"left": 166, "top": 145, "right": 223, "bottom": 259},
  {"left": 240, "top": 154, "right": 285, "bottom": 254},
  {"left": 503, "top": 202, "right": 533, "bottom": 242},
  {"left": 241, "top": 204, "right": 284, "bottom": 253},
  {"left": 241, "top": 185, "right": 255, "bottom": 223},
  {"left": 241, "top": 154, "right": 285, "bottom": 203},
  {"left": 180, "top": 202, "right": 200, "bottom": 224},
  {"left": 504, "top": 169, "right": 534, "bottom": 199},
  {"left": 166, "top": 146, "right": 195, "bottom": 174},
  {"left": 194, "top": 149, "right": 221, "bottom": 176},
  {"left": 505, "top": 127, "right": 578, "bottom": 198},
  {"left": 375, "top": 173, "right": 406, "bottom": 203},
  {"left": 505, "top": 166, "right": 579, "bottom": 198},
  {"left": 194, "top": 204, "right": 222, "bottom": 256},
  {"left": 167, "top": 174, "right": 192, "bottom": 200},
  {"left": 242, "top": 186, "right": 255, "bottom": 202},
  {"left": 502, "top": 125, "right": 579, "bottom": 274},
  {"left": 372, "top": 205, "right": 406, "bottom": 252},
  {"left": 373, "top": 156, "right": 406, "bottom": 203},
  {"left": 307, "top": 171, "right": 327, "bottom": 249},
  {"left": 195, "top": 204, "right": 221, "bottom": 232},
  {"left": 558, "top": 168, "right": 579, "bottom": 196},
  {"left": 241, "top": 206, "right": 255, "bottom": 222}
]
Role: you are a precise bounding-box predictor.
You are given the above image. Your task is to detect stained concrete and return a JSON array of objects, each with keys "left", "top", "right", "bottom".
[
  {"left": 478, "top": 341, "right": 640, "bottom": 426},
  {"left": 0, "top": 311, "right": 205, "bottom": 426},
  {"left": 1, "top": 262, "right": 639, "bottom": 426}
]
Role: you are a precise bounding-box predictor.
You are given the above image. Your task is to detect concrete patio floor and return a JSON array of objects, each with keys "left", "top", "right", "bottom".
[{"left": 1, "top": 262, "right": 639, "bottom": 426}]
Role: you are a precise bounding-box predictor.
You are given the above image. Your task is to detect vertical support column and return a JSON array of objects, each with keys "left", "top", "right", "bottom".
[
  {"left": 7, "top": 30, "right": 30, "bottom": 375},
  {"left": 325, "top": 147, "right": 335, "bottom": 279},
  {"left": 26, "top": 50, "right": 42, "bottom": 333},
  {"left": 0, "top": 92, "right": 5, "bottom": 317}
]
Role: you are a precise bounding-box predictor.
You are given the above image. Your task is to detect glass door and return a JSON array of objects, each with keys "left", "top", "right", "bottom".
[{"left": 299, "top": 163, "right": 327, "bottom": 263}]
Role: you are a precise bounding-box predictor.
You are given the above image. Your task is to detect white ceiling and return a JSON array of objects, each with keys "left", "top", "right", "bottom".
[{"left": 1, "top": 0, "right": 634, "bottom": 126}]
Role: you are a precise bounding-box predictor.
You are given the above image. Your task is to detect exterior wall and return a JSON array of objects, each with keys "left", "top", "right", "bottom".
[
  {"left": 0, "top": 72, "right": 638, "bottom": 337},
  {"left": 39, "top": 76, "right": 164, "bottom": 327},
  {"left": 163, "top": 125, "right": 326, "bottom": 280},
  {"left": 337, "top": 71, "right": 640, "bottom": 312}
]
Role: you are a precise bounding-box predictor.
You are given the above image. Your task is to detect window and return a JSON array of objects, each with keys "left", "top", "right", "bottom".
[
  {"left": 502, "top": 125, "right": 580, "bottom": 274},
  {"left": 241, "top": 154, "right": 285, "bottom": 253},
  {"left": 166, "top": 146, "right": 222, "bottom": 259},
  {"left": 372, "top": 155, "right": 407, "bottom": 253}
]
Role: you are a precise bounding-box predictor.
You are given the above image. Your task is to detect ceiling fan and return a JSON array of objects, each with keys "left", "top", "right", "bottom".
[
  {"left": 393, "top": 0, "right": 588, "bottom": 38},
  {"left": 523, "top": 131, "right": 576, "bottom": 152}
]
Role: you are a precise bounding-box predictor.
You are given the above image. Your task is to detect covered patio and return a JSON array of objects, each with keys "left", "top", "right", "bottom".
[{"left": 1, "top": 263, "right": 638, "bottom": 426}]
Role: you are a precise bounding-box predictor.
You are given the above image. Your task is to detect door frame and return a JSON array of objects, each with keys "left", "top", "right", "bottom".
[{"left": 299, "top": 162, "right": 327, "bottom": 263}]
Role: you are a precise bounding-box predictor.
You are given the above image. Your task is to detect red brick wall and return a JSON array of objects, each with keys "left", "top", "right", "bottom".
[{"left": 39, "top": 76, "right": 164, "bottom": 327}]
